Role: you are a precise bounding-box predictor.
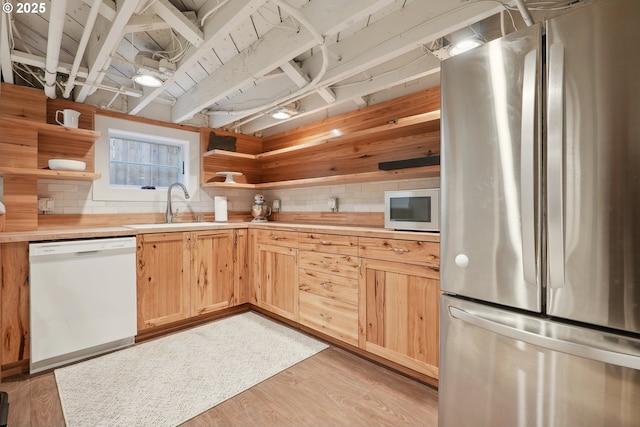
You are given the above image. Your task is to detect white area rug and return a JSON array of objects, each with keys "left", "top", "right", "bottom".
[{"left": 55, "top": 312, "right": 328, "bottom": 427}]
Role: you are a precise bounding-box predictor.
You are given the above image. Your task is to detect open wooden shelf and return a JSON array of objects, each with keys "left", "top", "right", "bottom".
[
  {"left": 0, "top": 115, "right": 101, "bottom": 140},
  {"left": 202, "top": 165, "right": 439, "bottom": 189},
  {"left": 0, "top": 166, "right": 101, "bottom": 181},
  {"left": 200, "top": 110, "right": 441, "bottom": 189}
]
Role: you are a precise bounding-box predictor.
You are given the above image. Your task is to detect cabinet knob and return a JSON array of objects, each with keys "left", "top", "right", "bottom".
[{"left": 455, "top": 254, "right": 470, "bottom": 268}]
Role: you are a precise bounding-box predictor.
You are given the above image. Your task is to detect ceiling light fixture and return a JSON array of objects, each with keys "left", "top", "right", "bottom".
[
  {"left": 133, "top": 73, "right": 163, "bottom": 88},
  {"left": 270, "top": 107, "right": 298, "bottom": 120},
  {"left": 449, "top": 38, "right": 484, "bottom": 56}
]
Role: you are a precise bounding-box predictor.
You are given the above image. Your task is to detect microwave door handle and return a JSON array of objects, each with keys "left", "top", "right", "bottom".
[
  {"left": 547, "top": 43, "right": 566, "bottom": 289},
  {"left": 520, "top": 49, "right": 538, "bottom": 287}
]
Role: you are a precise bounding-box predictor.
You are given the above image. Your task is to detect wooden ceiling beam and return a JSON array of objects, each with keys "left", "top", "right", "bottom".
[
  {"left": 75, "top": 0, "right": 145, "bottom": 102},
  {"left": 128, "top": 0, "right": 268, "bottom": 116},
  {"left": 148, "top": 0, "right": 204, "bottom": 48},
  {"left": 170, "top": 0, "right": 397, "bottom": 124},
  {"left": 0, "top": 11, "right": 13, "bottom": 84}
]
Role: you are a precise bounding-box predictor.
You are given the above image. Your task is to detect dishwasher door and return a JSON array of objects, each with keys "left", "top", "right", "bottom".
[{"left": 29, "top": 237, "right": 137, "bottom": 373}]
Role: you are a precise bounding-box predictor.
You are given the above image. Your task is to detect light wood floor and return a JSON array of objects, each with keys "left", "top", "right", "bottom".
[{"left": 0, "top": 347, "right": 438, "bottom": 426}]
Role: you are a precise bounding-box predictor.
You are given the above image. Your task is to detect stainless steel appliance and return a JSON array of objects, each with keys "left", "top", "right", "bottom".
[
  {"left": 439, "top": 0, "right": 640, "bottom": 425},
  {"left": 251, "top": 194, "right": 272, "bottom": 222},
  {"left": 29, "top": 237, "right": 137, "bottom": 373},
  {"left": 384, "top": 188, "right": 439, "bottom": 232}
]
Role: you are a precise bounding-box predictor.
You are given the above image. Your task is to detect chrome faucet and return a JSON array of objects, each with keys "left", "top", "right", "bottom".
[{"left": 166, "top": 182, "right": 190, "bottom": 223}]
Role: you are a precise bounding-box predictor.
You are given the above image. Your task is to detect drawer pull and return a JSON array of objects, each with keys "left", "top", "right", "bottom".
[
  {"left": 320, "top": 282, "right": 333, "bottom": 288},
  {"left": 320, "top": 260, "right": 332, "bottom": 266},
  {"left": 270, "top": 235, "right": 281, "bottom": 240},
  {"left": 391, "top": 247, "right": 410, "bottom": 253},
  {"left": 320, "top": 313, "right": 333, "bottom": 320},
  {"left": 320, "top": 240, "right": 332, "bottom": 245}
]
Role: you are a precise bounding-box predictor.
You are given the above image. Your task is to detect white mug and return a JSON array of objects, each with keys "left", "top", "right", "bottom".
[{"left": 55, "top": 109, "right": 80, "bottom": 128}]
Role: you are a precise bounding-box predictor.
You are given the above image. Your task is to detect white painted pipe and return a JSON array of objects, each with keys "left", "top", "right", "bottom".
[
  {"left": 64, "top": 0, "right": 103, "bottom": 98},
  {"left": 44, "top": 0, "right": 68, "bottom": 98},
  {"left": 513, "top": 0, "right": 534, "bottom": 27}
]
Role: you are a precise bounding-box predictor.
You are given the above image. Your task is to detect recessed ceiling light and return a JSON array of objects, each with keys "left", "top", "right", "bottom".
[
  {"left": 133, "top": 73, "right": 163, "bottom": 88},
  {"left": 449, "top": 38, "right": 484, "bottom": 56}
]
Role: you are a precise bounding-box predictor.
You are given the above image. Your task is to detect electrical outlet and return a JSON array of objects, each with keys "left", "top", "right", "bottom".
[{"left": 38, "top": 198, "right": 54, "bottom": 213}]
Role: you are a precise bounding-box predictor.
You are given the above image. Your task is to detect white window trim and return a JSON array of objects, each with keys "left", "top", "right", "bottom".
[{"left": 93, "top": 115, "right": 201, "bottom": 202}]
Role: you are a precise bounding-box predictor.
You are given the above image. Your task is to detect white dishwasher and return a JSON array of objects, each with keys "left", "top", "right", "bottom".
[{"left": 29, "top": 237, "right": 137, "bottom": 373}]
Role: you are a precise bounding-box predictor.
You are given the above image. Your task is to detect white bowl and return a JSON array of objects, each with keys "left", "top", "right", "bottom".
[{"left": 48, "top": 159, "right": 86, "bottom": 171}]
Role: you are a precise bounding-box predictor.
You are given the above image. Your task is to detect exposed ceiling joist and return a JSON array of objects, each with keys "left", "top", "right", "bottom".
[
  {"left": 11, "top": 50, "right": 90, "bottom": 79},
  {"left": 0, "top": 11, "right": 13, "bottom": 84},
  {"left": 170, "top": 0, "right": 398, "bottom": 124},
  {"left": 82, "top": 0, "right": 116, "bottom": 22},
  {"left": 75, "top": 0, "right": 145, "bottom": 102},
  {"left": 128, "top": 0, "right": 269, "bottom": 116},
  {"left": 124, "top": 15, "right": 172, "bottom": 33},
  {"left": 280, "top": 60, "right": 310, "bottom": 88},
  {"left": 148, "top": 0, "right": 204, "bottom": 48},
  {"left": 317, "top": 87, "right": 336, "bottom": 104},
  {"left": 212, "top": 0, "right": 502, "bottom": 130},
  {"left": 171, "top": 25, "right": 317, "bottom": 123},
  {"left": 239, "top": 48, "right": 441, "bottom": 134}
]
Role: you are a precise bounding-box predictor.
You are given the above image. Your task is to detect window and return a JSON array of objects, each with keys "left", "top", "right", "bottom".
[
  {"left": 93, "top": 115, "right": 199, "bottom": 203},
  {"left": 109, "top": 130, "right": 186, "bottom": 189}
]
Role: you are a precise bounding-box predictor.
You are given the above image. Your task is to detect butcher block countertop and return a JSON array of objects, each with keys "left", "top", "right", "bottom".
[{"left": 0, "top": 221, "right": 440, "bottom": 243}]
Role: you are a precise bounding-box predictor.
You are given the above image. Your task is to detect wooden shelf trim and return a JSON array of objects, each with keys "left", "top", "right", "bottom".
[
  {"left": 202, "top": 165, "right": 440, "bottom": 189},
  {"left": 0, "top": 166, "right": 101, "bottom": 180}
]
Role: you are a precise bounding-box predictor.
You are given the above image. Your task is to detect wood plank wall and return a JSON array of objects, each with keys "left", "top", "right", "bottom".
[{"left": 261, "top": 87, "right": 441, "bottom": 151}]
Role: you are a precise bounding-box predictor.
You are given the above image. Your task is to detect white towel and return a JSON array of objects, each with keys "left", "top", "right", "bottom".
[{"left": 0, "top": 201, "right": 5, "bottom": 214}]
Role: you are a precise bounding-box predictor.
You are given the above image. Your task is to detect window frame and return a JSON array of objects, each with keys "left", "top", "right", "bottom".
[{"left": 93, "top": 115, "right": 200, "bottom": 203}]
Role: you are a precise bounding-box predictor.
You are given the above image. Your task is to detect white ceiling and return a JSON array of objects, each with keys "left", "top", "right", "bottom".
[{"left": 0, "top": 0, "right": 589, "bottom": 136}]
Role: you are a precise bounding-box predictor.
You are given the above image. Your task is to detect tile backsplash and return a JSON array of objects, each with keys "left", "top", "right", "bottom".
[{"left": 30, "top": 177, "right": 438, "bottom": 215}]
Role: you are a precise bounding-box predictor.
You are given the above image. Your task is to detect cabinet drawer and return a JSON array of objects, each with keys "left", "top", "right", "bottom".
[
  {"left": 255, "top": 229, "right": 298, "bottom": 247},
  {"left": 359, "top": 237, "right": 439, "bottom": 267},
  {"left": 299, "top": 269, "right": 358, "bottom": 305},
  {"left": 298, "top": 232, "right": 358, "bottom": 256},
  {"left": 299, "top": 292, "right": 358, "bottom": 346},
  {"left": 298, "top": 251, "right": 359, "bottom": 279}
]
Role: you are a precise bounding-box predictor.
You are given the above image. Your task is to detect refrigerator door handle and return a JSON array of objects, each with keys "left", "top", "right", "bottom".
[
  {"left": 547, "top": 43, "right": 566, "bottom": 289},
  {"left": 449, "top": 306, "right": 640, "bottom": 370},
  {"left": 520, "top": 49, "right": 538, "bottom": 287}
]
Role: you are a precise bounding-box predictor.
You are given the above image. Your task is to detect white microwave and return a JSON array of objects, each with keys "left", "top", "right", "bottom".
[{"left": 384, "top": 189, "right": 440, "bottom": 232}]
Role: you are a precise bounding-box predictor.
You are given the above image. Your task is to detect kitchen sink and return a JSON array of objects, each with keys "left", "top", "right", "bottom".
[{"left": 123, "top": 222, "right": 221, "bottom": 229}]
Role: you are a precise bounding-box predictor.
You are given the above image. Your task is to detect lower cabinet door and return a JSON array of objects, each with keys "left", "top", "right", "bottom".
[
  {"left": 359, "top": 258, "right": 440, "bottom": 378},
  {"left": 136, "top": 233, "right": 191, "bottom": 331},
  {"left": 256, "top": 243, "right": 299, "bottom": 321},
  {"left": 191, "top": 230, "right": 235, "bottom": 315}
]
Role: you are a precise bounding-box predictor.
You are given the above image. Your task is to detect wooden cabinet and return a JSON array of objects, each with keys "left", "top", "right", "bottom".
[
  {"left": 359, "top": 237, "right": 440, "bottom": 379},
  {"left": 191, "top": 230, "right": 235, "bottom": 316},
  {"left": 298, "top": 232, "right": 360, "bottom": 345},
  {"left": 136, "top": 232, "right": 191, "bottom": 330},
  {"left": 137, "top": 229, "right": 242, "bottom": 331},
  {"left": 234, "top": 229, "right": 250, "bottom": 305},
  {"left": 0, "top": 242, "right": 30, "bottom": 373},
  {"left": 254, "top": 229, "right": 299, "bottom": 321}
]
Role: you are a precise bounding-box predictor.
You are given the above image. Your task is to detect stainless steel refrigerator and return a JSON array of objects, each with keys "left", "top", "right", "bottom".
[{"left": 439, "top": 0, "right": 640, "bottom": 425}]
